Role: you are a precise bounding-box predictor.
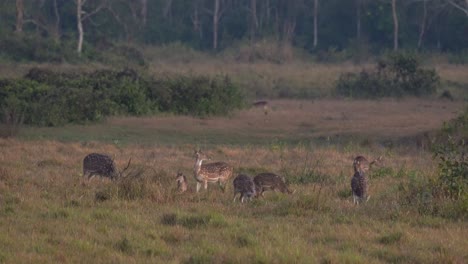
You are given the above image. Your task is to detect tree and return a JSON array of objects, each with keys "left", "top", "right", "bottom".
[
  {"left": 213, "top": 0, "right": 220, "bottom": 50},
  {"left": 391, "top": 0, "right": 399, "bottom": 50},
  {"left": 418, "top": 0, "right": 428, "bottom": 49},
  {"left": 209, "top": 0, "right": 229, "bottom": 50},
  {"left": 356, "top": 0, "right": 362, "bottom": 43},
  {"left": 446, "top": 0, "right": 468, "bottom": 16},
  {"left": 75, "top": 0, "right": 106, "bottom": 54},
  {"left": 15, "top": 0, "right": 24, "bottom": 34},
  {"left": 250, "top": 0, "right": 258, "bottom": 43},
  {"left": 313, "top": 0, "right": 319, "bottom": 48}
]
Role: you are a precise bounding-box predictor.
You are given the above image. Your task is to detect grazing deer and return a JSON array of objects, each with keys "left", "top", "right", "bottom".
[
  {"left": 82, "top": 153, "right": 131, "bottom": 181},
  {"left": 351, "top": 170, "right": 370, "bottom": 204},
  {"left": 353, "top": 155, "right": 383, "bottom": 174},
  {"left": 176, "top": 172, "right": 188, "bottom": 193},
  {"left": 233, "top": 174, "right": 256, "bottom": 203},
  {"left": 193, "top": 150, "right": 233, "bottom": 193},
  {"left": 252, "top": 100, "right": 269, "bottom": 116},
  {"left": 253, "top": 173, "right": 294, "bottom": 197}
]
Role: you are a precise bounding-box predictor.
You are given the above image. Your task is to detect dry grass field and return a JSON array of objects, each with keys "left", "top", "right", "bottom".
[
  {"left": 20, "top": 99, "right": 465, "bottom": 146},
  {"left": 1, "top": 99, "right": 467, "bottom": 263}
]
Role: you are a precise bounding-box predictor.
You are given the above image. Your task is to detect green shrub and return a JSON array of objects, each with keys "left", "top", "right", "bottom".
[
  {"left": 433, "top": 138, "right": 467, "bottom": 200},
  {"left": 400, "top": 109, "right": 468, "bottom": 219},
  {"left": 149, "top": 74, "right": 244, "bottom": 117},
  {"left": 0, "top": 68, "right": 245, "bottom": 126},
  {"left": 336, "top": 53, "right": 440, "bottom": 98},
  {"left": 433, "top": 108, "right": 468, "bottom": 200}
]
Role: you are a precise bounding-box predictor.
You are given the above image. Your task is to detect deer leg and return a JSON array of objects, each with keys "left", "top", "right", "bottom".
[
  {"left": 219, "top": 180, "right": 226, "bottom": 192},
  {"left": 88, "top": 174, "right": 96, "bottom": 182},
  {"left": 196, "top": 182, "right": 201, "bottom": 192},
  {"left": 204, "top": 180, "right": 208, "bottom": 190}
]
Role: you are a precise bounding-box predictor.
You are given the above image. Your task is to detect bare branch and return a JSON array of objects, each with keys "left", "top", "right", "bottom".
[
  {"left": 446, "top": 0, "right": 468, "bottom": 15},
  {"left": 82, "top": 0, "right": 107, "bottom": 21}
]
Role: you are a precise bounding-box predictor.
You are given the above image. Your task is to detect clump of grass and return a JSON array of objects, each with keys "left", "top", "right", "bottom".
[
  {"left": 371, "top": 167, "right": 393, "bottom": 178},
  {"left": 161, "top": 213, "right": 178, "bottom": 226},
  {"left": 161, "top": 229, "right": 190, "bottom": 244},
  {"left": 115, "top": 237, "right": 134, "bottom": 255},
  {"left": 378, "top": 232, "right": 404, "bottom": 245},
  {"left": 273, "top": 192, "right": 330, "bottom": 216},
  {"left": 233, "top": 233, "right": 257, "bottom": 248},
  {"left": 36, "top": 159, "right": 62, "bottom": 168},
  {"left": 337, "top": 186, "right": 351, "bottom": 199},
  {"left": 117, "top": 167, "right": 148, "bottom": 200},
  {"left": 160, "top": 212, "right": 227, "bottom": 229}
]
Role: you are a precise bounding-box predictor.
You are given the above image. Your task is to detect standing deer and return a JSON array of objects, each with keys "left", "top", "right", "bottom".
[
  {"left": 253, "top": 172, "right": 294, "bottom": 197},
  {"left": 233, "top": 174, "right": 256, "bottom": 203},
  {"left": 353, "top": 155, "right": 383, "bottom": 174},
  {"left": 193, "top": 150, "right": 233, "bottom": 193},
  {"left": 82, "top": 153, "right": 131, "bottom": 181},
  {"left": 351, "top": 170, "right": 369, "bottom": 204},
  {"left": 176, "top": 172, "right": 188, "bottom": 193}
]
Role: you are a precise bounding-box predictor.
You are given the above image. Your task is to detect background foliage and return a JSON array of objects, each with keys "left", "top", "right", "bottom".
[
  {"left": 0, "top": 68, "right": 244, "bottom": 126},
  {"left": 0, "top": 0, "right": 467, "bottom": 63}
]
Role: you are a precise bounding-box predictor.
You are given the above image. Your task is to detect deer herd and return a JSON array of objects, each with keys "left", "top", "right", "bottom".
[{"left": 83, "top": 150, "right": 383, "bottom": 205}]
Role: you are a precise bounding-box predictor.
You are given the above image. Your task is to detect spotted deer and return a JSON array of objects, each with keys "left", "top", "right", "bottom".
[
  {"left": 193, "top": 150, "right": 233, "bottom": 193},
  {"left": 252, "top": 100, "right": 269, "bottom": 115},
  {"left": 176, "top": 172, "right": 188, "bottom": 193},
  {"left": 353, "top": 155, "right": 383, "bottom": 174},
  {"left": 253, "top": 173, "right": 294, "bottom": 197},
  {"left": 82, "top": 153, "right": 131, "bottom": 181},
  {"left": 233, "top": 174, "right": 256, "bottom": 203},
  {"left": 351, "top": 170, "right": 370, "bottom": 204}
]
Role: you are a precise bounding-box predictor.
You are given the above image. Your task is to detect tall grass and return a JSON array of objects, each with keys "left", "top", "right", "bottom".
[{"left": 0, "top": 135, "right": 467, "bottom": 262}]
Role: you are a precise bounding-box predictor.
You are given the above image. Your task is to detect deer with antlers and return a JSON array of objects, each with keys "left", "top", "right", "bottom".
[{"left": 82, "top": 153, "right": 131, "bottom": 181}]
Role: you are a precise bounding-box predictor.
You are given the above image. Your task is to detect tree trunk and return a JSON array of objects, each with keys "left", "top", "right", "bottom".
[
  {"left": 356, "top": 0, "right": 361, "bottom": 42},
  {"left": 213, "top": 0, "right": 220, "bottom": 50},
  {"left": 191, "top": 1, "right": 203, "bottom": 39},
  {"left": 313, "top": 0, "right": 318, "bottom": 48},
  {"left": 77, "top": 0, "right": 84, "bottom": 54},
  {"left": 15, "top": 0, "right": 24, "bottom": 34},
  {"left": 250, "top": 0, "right": 258, "bottom": 43},
  {"left": 52, "top": 0, "right": 61, "bottom": 42},
  {"left": 163, "top": 0, "right": 173, "bottom": 20},
  {"left": 417, "top": 0, "right": 427, "bottom": 50},
  {"left": 392, "top": 0, "right": 398, "bottom": 51},
  {"left": 141, "top": 0, "right": 147, "bottom": 26}
]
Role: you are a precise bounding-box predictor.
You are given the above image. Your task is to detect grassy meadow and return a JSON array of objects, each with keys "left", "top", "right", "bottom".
[{"left": 0, "top": 97, "right": 467, "bottom": 263}]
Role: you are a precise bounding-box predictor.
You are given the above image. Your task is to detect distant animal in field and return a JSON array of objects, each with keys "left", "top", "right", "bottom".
[
  {"left": 252, "top": 100, "right": 269, "bottom": 115},
  {"left": 253, "top": 173, "right": 294, "bottom": 197},
  {"left": 351, "top": 170, "right": 369, "bottom": 204},
  {"left": 233, "top": 174, "right": 256, "bottom": 203},
  {"left": 82, "top": 153, "right": 131, "bottom": 181},
  {"left": 353, "top": 155, "right": 383, "bottom": 174},
  {"left": 176, "top": 172, "right": 188, "bottom": 193},
  {"left": 193, "top": 150, "right": 233, "bottom": 193}
]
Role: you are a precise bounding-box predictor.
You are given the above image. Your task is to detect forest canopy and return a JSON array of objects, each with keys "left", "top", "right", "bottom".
[{"left": 0, "top": 0, "right": 467, "bottom": 63}]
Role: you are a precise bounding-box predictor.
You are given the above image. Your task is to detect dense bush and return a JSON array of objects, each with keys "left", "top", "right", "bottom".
[
  {"left": 336, "top": 53, "right": 440, "bottom": 98},
  {"left": 433, "top": 107, "right": 468, "bottom": 200},
  {"left": 0, "top": 68, "right": 245, "bottom": 126},
  {"left": 149, "top": 75, "right": 244, "bottom": 116},
  {"left": 433, "top": 138, "right": 467, "bottom": 200},
  {"left": 400, "top": 108, "right": 468, "bottom": 219}
]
